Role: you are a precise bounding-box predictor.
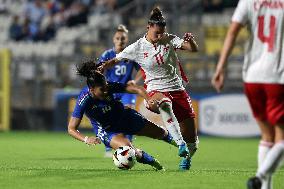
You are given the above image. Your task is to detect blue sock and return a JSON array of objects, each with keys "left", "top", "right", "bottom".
[
  {"left": 137, "top": 151, "right": 155, "bottom": 164},
  {"left": 163, "top": 132, "right": 179, "bottom": 147},
  {"left": 105, "top": 146, "right": 112, "bottom": 152},
  {"left": 126, "top": 135, "right": 133, "bottom": 142},
  {"left": 162, "top": 132, "right": 173, "bottom": 143}
]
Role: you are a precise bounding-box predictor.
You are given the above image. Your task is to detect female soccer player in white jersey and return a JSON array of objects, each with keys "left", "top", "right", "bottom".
[
  {"left": 99, "top": 7, "right": 199, "bottom": 170},
  {"left": 211, "top": 0, "right": 284, "bottom": 188}
]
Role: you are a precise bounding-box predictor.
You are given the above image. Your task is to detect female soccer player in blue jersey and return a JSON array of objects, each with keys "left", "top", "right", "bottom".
[
  {"left": 67, "top": 60, "right": 176, "bottom": 170},
  {"left": 99, "top": 24, "right": 142, "bottom": 109},
  {"left": 98, "top": 24, "right": 142, "bottom": 157}
]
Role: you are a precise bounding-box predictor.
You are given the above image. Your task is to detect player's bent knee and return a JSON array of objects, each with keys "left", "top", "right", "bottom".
[
  {"left": 144, "top": 97, "right": 172, "bottom": 114},
  {"left": 150, "top": 92, "right": 167, "bottom": 101},
  {"left": 110, "top": 135, "right": 132, "bottom": 150}
]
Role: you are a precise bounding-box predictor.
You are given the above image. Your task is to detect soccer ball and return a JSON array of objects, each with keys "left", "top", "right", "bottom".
[{"left": 112, "top": 146, "right": 136, "bottom": 170}]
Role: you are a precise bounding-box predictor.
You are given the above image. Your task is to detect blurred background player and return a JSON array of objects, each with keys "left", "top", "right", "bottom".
[
  {"left": 211, "top": 0, "right": 284, "bottom": 188},
  {"left": 68, "top": 60, "right": 177, "bottom": 171},
  {"left": 99, "top": 7, "right": 199, "bottom": 170},
  {"left": 97, "top": 24, "right": 142, "bottom": 157}
]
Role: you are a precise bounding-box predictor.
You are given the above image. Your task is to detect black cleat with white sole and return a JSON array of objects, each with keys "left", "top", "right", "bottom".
[{"left": 247, "top": 176, "right": 262, "bottom": 189}]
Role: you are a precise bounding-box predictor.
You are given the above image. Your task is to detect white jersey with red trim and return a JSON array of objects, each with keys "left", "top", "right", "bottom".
[
  {"left": 232, "top": 0, "right": 284, "bottom": 84},
  {"left": 116, "top": 33, "right": 187, "bottom": 92}
]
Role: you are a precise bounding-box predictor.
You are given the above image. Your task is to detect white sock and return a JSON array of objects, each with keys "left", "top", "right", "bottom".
[
  {"left": 158, "top": 99, "right": 185, "bottom": 146},
  {"left": 258, "top": 141, "right": 273, "bottom": 167},
  {"left": 258, "top": 141, "right": 273, "bottom": 189},
  {"left": 257, "top": 141, "right": 284, "bottom": 180},
  {"left": 261, "top": 177, "right": 272, "bottom": 189}
]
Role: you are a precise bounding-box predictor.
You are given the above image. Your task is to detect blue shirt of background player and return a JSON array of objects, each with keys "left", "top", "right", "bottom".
[
  {"left": 71, "top": 82, "right": 145, "bottom": 134},
  {"left": 99, "top": 48, "right": 140, "bottom": 85}
]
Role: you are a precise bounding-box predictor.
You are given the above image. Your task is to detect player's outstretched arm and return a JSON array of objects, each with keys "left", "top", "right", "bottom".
[
  {"left": 125, "top": 84, "right": 150, "bottom": 101},
  {"left": 127, "top": 69, "right": 144, "bottom": 85},
  {"left": 211, "top": 22, "right": 242, "bottom": 92},
  {"left": 98, "top": 58, "right": 120, "bottom": 72},
  {"left": 68, "top": 117, "right": 101, "bottom": 145},
  {"left": 134, "top": 69, "right": 143, "bottom": 84},
  {"left": 181, "top": 33, "right": 198, "bottom": 52}
]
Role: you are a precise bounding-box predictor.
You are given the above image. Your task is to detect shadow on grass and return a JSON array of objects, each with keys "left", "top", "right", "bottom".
[{"left": 1, "top": 166, "right": 256, "bottom": 174}]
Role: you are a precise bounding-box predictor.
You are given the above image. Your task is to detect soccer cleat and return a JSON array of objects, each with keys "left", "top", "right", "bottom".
[
  {"left": 247, "top": 177, "right": 262, "bottom": 189},
  {"left": 178, "top": 143, "right": 189, "bottom": 157},
  {"left": 150, "top": 159, "right": 165, "bottom": 171},
  {"left": 179, "top": 156, "right": 191, "bottom": 171}
]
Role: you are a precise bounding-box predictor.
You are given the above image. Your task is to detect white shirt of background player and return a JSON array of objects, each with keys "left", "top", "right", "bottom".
[{"left": 232, "top": 0, "right": 284, "bottom": 84}]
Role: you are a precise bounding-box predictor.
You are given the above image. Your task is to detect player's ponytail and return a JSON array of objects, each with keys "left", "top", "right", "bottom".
[
  {"left": 77, "top": 60, "right": 106, "bottom": 88},
  {"left": 148, "top": 7, "right": 166, "bottom": 27}
]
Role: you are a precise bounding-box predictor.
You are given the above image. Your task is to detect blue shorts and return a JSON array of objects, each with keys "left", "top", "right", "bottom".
[
  {"left": 114, "top": 93, "right": 137, "bottom": 106},
  {"left": 96, "top": 109, "right": 146, "bottom": 148}
]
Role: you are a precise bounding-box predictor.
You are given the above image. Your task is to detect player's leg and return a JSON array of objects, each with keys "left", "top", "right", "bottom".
[
  {"left": 92, "top": 122, "right": 113, "bottom": 158},
  {"left": 247, "top": 84, "right": 284, "bottom": 189},
  {"left": 167, "top": 90, "right": 198, "bottom": 170},
  {"left": 249, "top": 83, "right": 275, "bottom": 174},
  {"left": 135, "top": 119, "right": 177, "bottom": 147},
  {"left": 256, "top": 120, "right": 274, "bottom": 170},
  {"left": 109, "top": 133, "right": 133, "bottom": 149},
  {"left": 254, "top": 120, "right": 274, "bottom": 189},
  {"left": 178, "top": 117, "right": 199, "bottom": 170},
  {"left": 258, "top": 124, "right": 284, "bottom": 176},
  {"left": 119, "top": 108, "right": 177, "bottom": 146},
  {"left": 250, "top": 124, "right": 284, "bottom": 189},
  {"left": 113, "top": 108, "right": 179, "bottom": 170},
  {"left": 179, "top": 118, "right": 198, "bottom": 156},
  {"left": 148, "top": 91, "right": 188, "bottom": 157},
  {"left": 109, "top": 133, "right": 164, "bottom": 170},
  {"left": 245, "top": 83, "right": 272, "bottom": 189},
  {"left": 104, "top": 146, "right": 113, "bottom": 158}
]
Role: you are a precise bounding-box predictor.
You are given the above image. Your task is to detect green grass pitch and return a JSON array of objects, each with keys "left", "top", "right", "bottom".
[{"left": 0, "top": 132, "right": 283, "bottom": 189}]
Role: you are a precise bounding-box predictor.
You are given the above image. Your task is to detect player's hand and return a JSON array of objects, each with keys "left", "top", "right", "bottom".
[
  {"left": 97, "top": 60, "right": 108, "bottom": 73},
  {"left": 183, "top": 32, "right": 194, "bottom": 42},
  {"left": 211, "top": 68, "right": 225, "bottom": 93},
  {"left": 127, "top": 80, "right": 136, "bottom": 86},
  {"left": 97, "top": 64, "right": 105, "bottom": 73},
  {"left": 146, "top": 99, "right": 160, "bottom": 114},
  {"left": 84, "top": 136, "right": 101, "bottom": 146}
]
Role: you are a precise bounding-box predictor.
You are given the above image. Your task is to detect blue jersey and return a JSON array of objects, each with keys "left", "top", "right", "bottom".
[
  {"left": 99, "top": 48, "right": 140, "bottom": 84},
  {"left": 72, "top": 82, "right": 128, "bottom": 130},
  {"left": 72, "top": 82, "right": 147, "bottom": 147}
]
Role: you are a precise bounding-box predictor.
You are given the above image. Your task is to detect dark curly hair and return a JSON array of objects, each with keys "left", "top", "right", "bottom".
[{"left": 76, "top": 59, "right": 106, "bottom": 88}]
